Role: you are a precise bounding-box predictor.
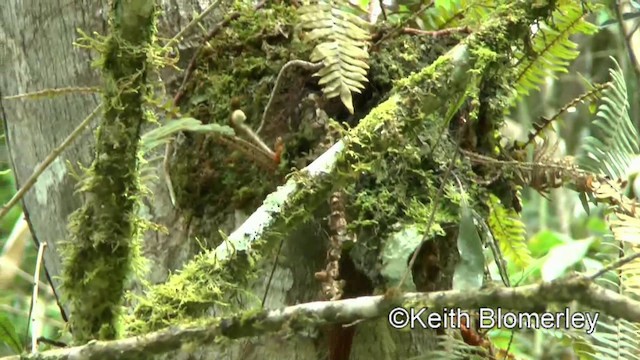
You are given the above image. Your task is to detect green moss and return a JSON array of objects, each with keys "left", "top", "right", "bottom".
[
  {"left": 170, "top": 4, "right": 313, "bottom": 248},
  {"left": 60, "top": 1, "right": 159, "bottom": 343},
  {"left": 330, "top": 3, "right": 539, "bottom": 290},
  {"left": 129, "top": 0, "right": 554, "bottom": 335},
  {"left": 369, "top": 33, "right": 463, "bottom": 94},
  {"left": 127, "top": 168, "right": 335, "bottom": 334}
]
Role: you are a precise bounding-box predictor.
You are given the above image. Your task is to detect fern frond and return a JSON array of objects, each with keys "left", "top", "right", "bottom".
[
  {"left": 298, "top": 0, "right": 371, "bottom": 114},
  {"left": 487, "top": 194, "right": 531, "bottom": 269},
  {"left": 513, "top": 2, "right": 597, "bottom": 99},
  {"left": 589, "top": 242, "right": 640, "bottom": 359},
  {"left": 423, "top": 0, "right": 496, "bottom": 30},
  {"left": 582, "top": 186, "right": 640, "bottom": 358},
  {"left": 619, "top": 246, "right": 640, "bottom": 299},
  {"left": 422, "top": 1, "right": 460, "bottom": 30},
  {"left": 579, "top": 59, "right": 640, "bottom": 180},
  {"left": 609, "top": 213, "right": 640, "bottom": 248},
  {"left": 515, "top": 82, "right": 610, "bottom": 151},
  {"left": 591, "top": 318, "right": 640, "bottom": 360}
]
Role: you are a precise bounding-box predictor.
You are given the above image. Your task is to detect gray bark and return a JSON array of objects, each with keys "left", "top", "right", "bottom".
[
  {"left": 0, "top": 0, "right": 230, "bottom": 318},
  {"left": 0, "top": 0, "right": 436, "bottom": 358}
]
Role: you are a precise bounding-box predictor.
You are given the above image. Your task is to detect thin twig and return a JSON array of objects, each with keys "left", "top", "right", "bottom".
[
  {"left": 163, "top": 141, "right": 177, "bottom": 207},
  {"left": 257, "top": 60, "right": 322, "bottom": 134},
  {"left": 29, "top": 242, "right": 47, "bottom": 353},
  {"left": 402, "top": 26, "right": 471, "bottom": 37},
  {"left": 378, "top": 0, "right": 387, "bottom": 21},
  {"left": 162, "top": 0, "right": 222, "bottom": 50},
  {"left": 0, "top": 105, "right": 102, "bottom": 222},
  {"left": 459, "top": 149, "right": 584, "bottom": 173},
  {"left": 503, "top": 332, "right": 515, "bottom": 360},
  {"left": 373, "top": 0, "right": 434, "bottom": 48},
  {"left": 261, "top": 237, "right": 285, "bottom": 308},
  {"left": 35, "top": 337, "right": 67, "bottom": 348},
  {"left": 3, "top": 87, "right": 100, "bottom": 100},
  {"left": 588, "top": 251, "right": 640, "bottom": 281},
  {"left": 616, "top": 1, "right": 640, "bottom": 88}
]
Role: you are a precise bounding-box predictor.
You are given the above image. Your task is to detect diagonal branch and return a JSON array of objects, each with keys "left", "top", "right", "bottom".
[
  {"left": 0, "top": 105, "right": 102, "bottom": 222},
  {"left": 133, "top": 0, "right": 563, "bottom": 332},
  {"left": 132, "top": 27, "right": 484, "bottom": 331}
]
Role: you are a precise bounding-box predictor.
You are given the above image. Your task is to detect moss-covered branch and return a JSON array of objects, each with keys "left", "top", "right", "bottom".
[
  {"left": 9, "top": 276, "right": 640, "bottom": 360},
  {"left": 129, "top": 0, "right": 548, "bottom": 333},
  {"left": 129, "top": 41, "right": 475, "bottom": 333},
  {"left": 60, "top": 0, "right": 158, "bottom": 343}
]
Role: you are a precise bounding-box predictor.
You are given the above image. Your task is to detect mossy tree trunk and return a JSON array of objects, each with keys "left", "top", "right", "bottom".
[
  {"left": 0, "top": 0, "right": 233, "bottom": 318},
  {"left": 1, "top": 0, "right": 548, "bottom": 359}
]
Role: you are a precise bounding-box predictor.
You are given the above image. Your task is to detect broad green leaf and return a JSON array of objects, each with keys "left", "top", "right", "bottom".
[
  {"left": 541, "top": 237, "right": 595, "bottom": 282},
  {"left": 528, "top": 230, "right": 567, "bottom": 257},
  {"left": 379, "top": 224, "right": 424, "bottom": 291},
  {"left": 0, "top": 313, "right": 22, "bottom": 354},
  {"left": 453, "top": 199, "right": 484, "bottom": 290}
]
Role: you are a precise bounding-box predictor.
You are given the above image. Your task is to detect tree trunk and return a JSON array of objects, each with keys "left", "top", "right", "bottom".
[{"left": 0, "top": 0, "right": 232, "bottom": 317}]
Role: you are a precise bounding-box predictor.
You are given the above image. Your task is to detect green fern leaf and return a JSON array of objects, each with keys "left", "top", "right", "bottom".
[
  {"left": 487, "top": 194, "right": 531, "bottom": 269},
  {"left": 422, "top": 1, "right": 461, "bottom": 30},
  {"left": 591, "top": 247, "right": 640, "bottom": 359},
  {"left": 592, "top": 318, "right": 640, "bottom": 360},
  {"left": 579, "top": 59, "right": 640, "bottom": 179},
  {"left": 575, "top": 62, "right": 640, "bottom": 360},
  {"left": 583, "top": 234, "right": 640, "bottom": 359},
  {"left": 514, "top": 2, "right": 597, "bottom": 99},
  {"left": 423, "top": 0, "right": 496, "bottom": 30},
  {"left": 299, "top": 0, "right": 371, "bottom": 114},
  {"left": 609, "top": 214, "right": 640, "bottom": 255}
]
